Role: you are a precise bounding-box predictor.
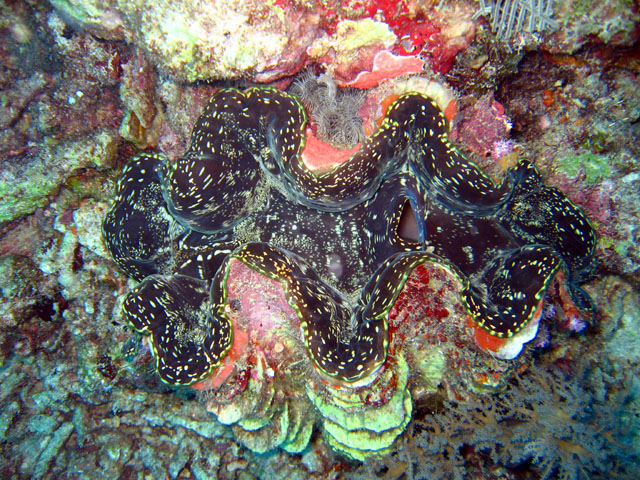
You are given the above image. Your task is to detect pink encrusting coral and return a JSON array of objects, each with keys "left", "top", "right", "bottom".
[
  {"left": 451, "top": 92, "right": 513, "bottom": 159},
  {"left": 344, "top": 50, "right": 424, "bottom": 89},
  {"left": 353, "top": 0, "right": 477, "bottom": 74}
]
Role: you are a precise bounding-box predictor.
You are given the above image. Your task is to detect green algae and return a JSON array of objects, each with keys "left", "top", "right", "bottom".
[
  {"left": 557, "top": 152, "right": 611, "bottom": 184},
  {"left": 413, "top": 348, "right": 446, "bottom": 392},
  {"left": 49, "top": 0, "right": 104, "bottom": 25},
  {"left": 599, "top": 235, "right": 636, "bottom": 259},
  {"left": 560, "top": 0, "right": 639, "bottom": 44},
  {"left": 333, "top": 18, "right": 396, "bottom": 51},
  {"left": 0, "top": 159, "right": 58, "bottom": 223},
  {"left": 0, "top": 130, "right": 117, "bottom": 223}
]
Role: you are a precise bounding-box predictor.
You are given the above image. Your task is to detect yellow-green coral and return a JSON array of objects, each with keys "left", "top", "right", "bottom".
[
  {"left": 558, "top": 152, "right": 611, "bottom": 184},
  {"left": 307, "top": 18, "right": 396, "bottom": 64}
]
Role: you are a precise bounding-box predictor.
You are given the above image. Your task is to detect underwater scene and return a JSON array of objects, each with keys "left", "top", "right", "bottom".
[{"left": 1, "top": 1, "right": 639, "bottom": 478}]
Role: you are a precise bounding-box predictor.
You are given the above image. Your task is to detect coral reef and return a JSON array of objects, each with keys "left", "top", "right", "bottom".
[
  {"left": 474, "top": 0, "right": 638, "bottom": 52},
  {"left": 351, "top": 360, "right": 638, "bottom": 480},
  {"left": 37, "top": 0, "right": 639, "bottom": 87},
  {"left": 51, "top": 0, "right": 321, "bottom": 83},
  {"left": 497, "top": 49, "right": 640, "bottom": 280},
  {"left": 450, "top": 91, "right": 514, "bottom": 172},
  {"left": 0, "top": 0, "right": 639, "bottom": 478},
  {"left": 44, "top": 0, "right": 481, "bottom": 83}
]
